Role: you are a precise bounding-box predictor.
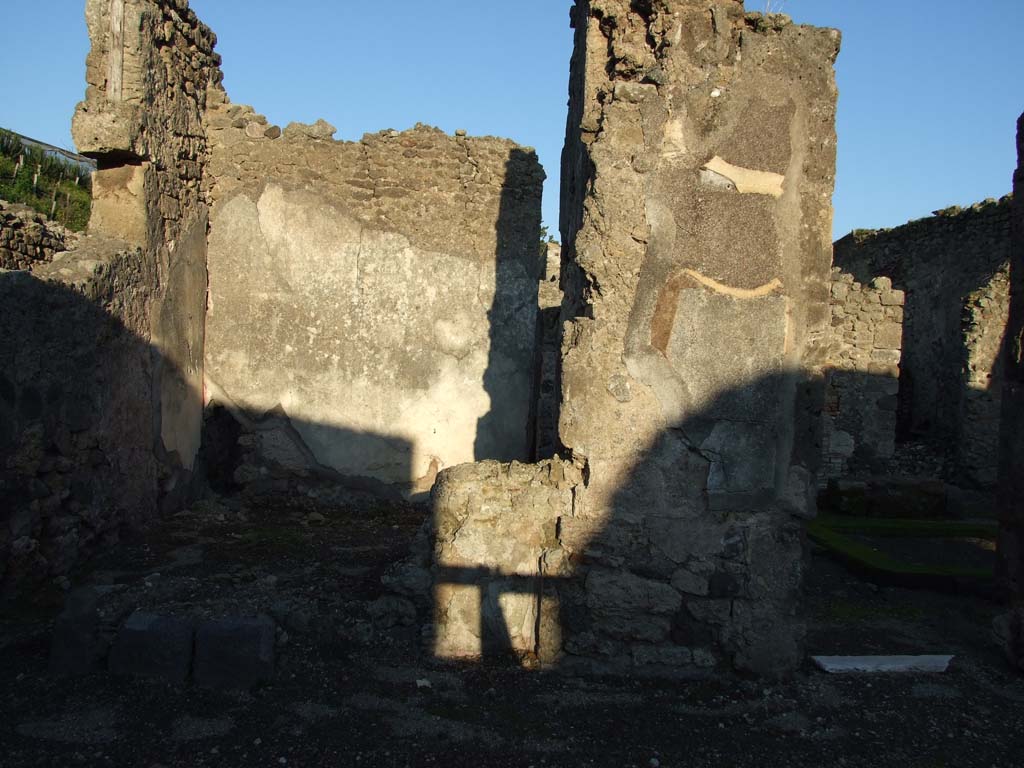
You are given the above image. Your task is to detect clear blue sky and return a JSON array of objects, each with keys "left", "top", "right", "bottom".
[{"left": 1, "top": 1, "right": 1022, "bottom": 238}]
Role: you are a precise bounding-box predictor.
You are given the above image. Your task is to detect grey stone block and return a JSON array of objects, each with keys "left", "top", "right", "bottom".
[
  {"left": 108, "top": 611, "right": 194, "bottom": 683},
  {"left": 194, "top": 616, "right": 275, "bottom": 689}
]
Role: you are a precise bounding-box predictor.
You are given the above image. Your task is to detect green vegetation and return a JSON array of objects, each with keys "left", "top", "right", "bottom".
[
  {"left": 813, "top": 515, "right": 998, "bottom": 540},
  {"left": 0, "top": 128, "right": 92, "bottom": 231},
  {"left": 809, "top": 515, "right": 995, "bottom": 588}
]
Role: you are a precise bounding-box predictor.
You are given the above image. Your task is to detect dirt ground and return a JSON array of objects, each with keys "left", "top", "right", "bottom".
[{"left": 2, "top": 491, "right": 1022, "bottom": 768}]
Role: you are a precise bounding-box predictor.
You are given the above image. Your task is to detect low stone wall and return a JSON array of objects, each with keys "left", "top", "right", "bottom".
[
  {"left": 0, "top": 200, "right": 79, "bottom": 270},
  {"left": 822, "top": 271, "right": 904, "bottom": 480},
  {"left": 203, "top": 103, "right": 545, "bottom": 497},
  {"left": 833, "top": 198, "right": 1012, "bottom": 488}
]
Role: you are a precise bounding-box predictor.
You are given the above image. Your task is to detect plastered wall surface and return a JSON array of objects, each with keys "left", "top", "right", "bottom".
[
  {"left": 202, "top": 108, "right": 544, "bottom": 497},
  {"left": 833, "top": 199, "right": 1012, "bottom": 488}
]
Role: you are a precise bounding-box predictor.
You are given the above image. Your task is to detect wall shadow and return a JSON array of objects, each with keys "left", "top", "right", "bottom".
[
  {"left": 0, "top": 268, "right": 178, "bottom": 598},
  {"left": 0, "top": 265, "right": 416, "bottom": 600},
  {"left": 432, "top": 369, "right": 866, "bottom": 674},
  {"left": 474, "top": 149, "right": 546, "bottom": 464},
  {"left": 200, "top": 404, "right": 413, "bottom": 504}
]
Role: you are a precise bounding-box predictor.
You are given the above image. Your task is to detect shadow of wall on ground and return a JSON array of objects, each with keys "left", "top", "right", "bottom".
[
  {"left": 832, "top": 228, "right": 1010, "bottom": 488},
  {"left": 474, "top": 148, "right": 546, "bottom": 465}
]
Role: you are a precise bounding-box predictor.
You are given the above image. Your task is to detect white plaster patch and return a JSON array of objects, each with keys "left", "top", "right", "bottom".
[{"left": 702, "top": 156, "right": 785, "bottom": 198}]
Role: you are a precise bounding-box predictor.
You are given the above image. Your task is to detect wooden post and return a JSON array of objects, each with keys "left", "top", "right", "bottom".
[{"left": 108, "top": 0, "right": 125, "bottom": 102}]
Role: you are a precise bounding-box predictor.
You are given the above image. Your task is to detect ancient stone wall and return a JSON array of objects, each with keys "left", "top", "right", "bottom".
[
  {"left": 1, "top": 0, "right": 221, "bottom": 595},
  {"left": 534, "top": 241, "right": 564, "bottom": 460},
  {"left": 822, "top": 271, "right": 904, "bottom": 480},
  {"left": 833, "top": 199, "right": 1012, "bottom": 488},
  {"left": 995, "top": 114, "right": 1024, "bottom": 671},
  {"left": 429, "top": 1, "right": 840, "bottom": 679},
  {"left": 0, "top": 200, "right": 79, "bottom": 270},
  {"left": 202, "top": 105, "right": 544, "bottom": 497}
]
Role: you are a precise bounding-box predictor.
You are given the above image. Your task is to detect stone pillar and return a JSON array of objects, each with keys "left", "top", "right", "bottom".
[
  {"left": 556, "top": 1, "right": 839, "bottom": 678},
  {"left": 73, "top": 0, "right": 222, "bottom": 485},
  {"left": 996, "top": 114, "right": 1024, "bottom": 672}
]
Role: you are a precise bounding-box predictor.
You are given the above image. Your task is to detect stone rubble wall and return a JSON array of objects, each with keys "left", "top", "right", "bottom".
[
  {"left": 431, "top": 1, "right": 840, "bottom": 679},
  {"left": 0, "top": 200, "right": 80, "bottom": 270},
  {"left": 996, "top": 113, "right": 1024, "bottom": 672},
  {"left": 833, "top": 198, "right": 1012, "bottom": 489},
  {"left": 1, "top": 0, "right": 222, "bottom": 596},
  {"left": 822, "top": 271, "right": 905, "bottom": 480},
  {"left": 202, "top": 102, "right": 545, "bottom": 497}
]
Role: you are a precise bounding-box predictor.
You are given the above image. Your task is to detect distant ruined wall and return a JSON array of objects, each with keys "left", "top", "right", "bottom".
[
  {"left": 996, "top": 114, "right": 1024, "bottom": 672},
  {"left": 0, "top": 0, "right": 220, "bottom": 596},
  {"left": 822, "top": 271, "right": 904, "bottom": 480},
  {"left": 202, "top": 104, "right": 544, "bottom": 497},
  {"left": 0, "top": 200, "right": 80, "bottom": 270},
  {"left": 833, "top": 199, "right": 1012, "bottom": 488},
  {"left": 430, "top": 1, "right": 840, "bottom": 679}
]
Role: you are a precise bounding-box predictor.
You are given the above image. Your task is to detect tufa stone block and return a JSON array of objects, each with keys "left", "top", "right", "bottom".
[
  {"left": 194, "top": 615, "right": 275, "bottom": 689},
  {"left": 108, "top": 611, "right": 194, "bottom": 683}
]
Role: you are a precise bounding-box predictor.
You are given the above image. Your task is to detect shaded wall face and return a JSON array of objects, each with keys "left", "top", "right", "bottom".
[
  {"left": 0, "top": 248, "right": 158, "bottom": 596},
  {"left": 832, "top": 200, "right": 1012, "bottom": 488},
  {"left": 0, "top": 0, "right": 221, "bottom": 596},
  {"left": 203, "top": 116, "right": 544, "bottom": 497},
  {"left": 552, "top": 2, "right": 839, "bottom": 677},
  {"left": 822, "top": 272, "right": 903, "bottom": 480},
  {"left": 998, "top": 115, "right": 1024, "bottom": 600}
]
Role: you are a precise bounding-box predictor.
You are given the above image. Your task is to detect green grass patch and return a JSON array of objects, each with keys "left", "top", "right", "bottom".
[
  {"left": 813, "top": 515, "right": 998, "bottom": 540},
  {"left": 809, "top": 515, "right": 995, "bottom": 595},
  {"left": 825, "top": 599, "right": 927, "bottom": 624}
]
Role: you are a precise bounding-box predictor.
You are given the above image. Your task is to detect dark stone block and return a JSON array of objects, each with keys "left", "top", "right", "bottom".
[
  {"left": 109, "top": 611, "right": 194, "bottom": 683},
  {"left": 194, "top": 615, "right": 275, "bottom": 689},
  {"left": 49, "top": 587, "right": 102, "bottom": 676}
]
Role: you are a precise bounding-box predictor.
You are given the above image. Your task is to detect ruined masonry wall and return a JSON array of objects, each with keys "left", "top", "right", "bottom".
[
  {"left": 833, "top": 199, "right": 1012, "bottom": 488},
  {"left": 0, "top": 201, "right": 79, "bottom": 271},
  {"left": 822, "top": 271, "right": 904, "bottom": 480},
  {"left": 0, "top": 0, "right": 222, "bottom": 596},
  {"left": 430, "top": 1, "right": 840, "bottom": 679},
  {"left": 203, "top": 103, "right": 544, "bottom": 496},
  {"left": 551, "top": 1, "right": 839, "bottom": 679}
]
